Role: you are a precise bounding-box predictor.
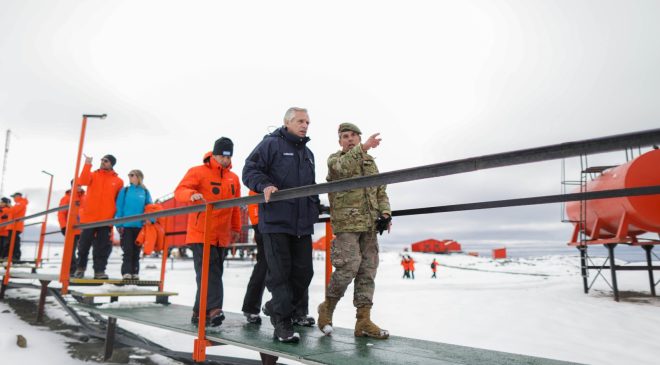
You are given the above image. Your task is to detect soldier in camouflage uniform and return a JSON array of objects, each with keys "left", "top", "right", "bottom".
[{"left": 317, "top": 122, "right": 392, "bottom": 339}]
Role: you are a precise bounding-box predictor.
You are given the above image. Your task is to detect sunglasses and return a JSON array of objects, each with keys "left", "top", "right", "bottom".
[
  {"left": 101, "top": 159, "right": 110, "bottom": 163},
  {"left": 128, "top": 173, "right": 135, "bottom": 177}
]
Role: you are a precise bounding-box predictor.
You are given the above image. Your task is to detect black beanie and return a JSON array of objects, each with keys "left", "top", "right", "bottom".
[
  {"left": 103, "top": 154, "right": 117, "bottom": 167},
  {"left": 213, "top": 137, "right": 233, "bottom": 157},
  {"left": 1, "top": 197, "right": 11, "bottom": 204}
]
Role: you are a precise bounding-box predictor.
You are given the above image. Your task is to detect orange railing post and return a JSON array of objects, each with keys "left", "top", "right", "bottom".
[
  {"left": 159, "top": 234, "right": 170, "bottom": 292},
  {"left": 193, "top": 203, "right": 214, "bottom": 363},
  {"left": 2, "top": 230, "right": 18, "bottom": 285},
  {"left": 60, "top": 114, "right": 105, "bottom": 293},
  {"left": 36, "top": 170, "right": 54, "bottom": 267},
  {"left": 325, "top": 221, "right": 333, "bottom": 292}
]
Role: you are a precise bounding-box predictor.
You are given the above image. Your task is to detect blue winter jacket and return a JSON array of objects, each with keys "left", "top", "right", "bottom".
[
  {"left": 242, "top": 127, "right": 320, "bottom": 236},
  {"left": 114, "top": 184, "right": 152, "bottom": 228}
]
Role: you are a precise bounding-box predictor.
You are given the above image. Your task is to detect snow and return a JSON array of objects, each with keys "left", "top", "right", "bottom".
[{"left": 2, "top": 243, "right": 659, "bottom": 365}]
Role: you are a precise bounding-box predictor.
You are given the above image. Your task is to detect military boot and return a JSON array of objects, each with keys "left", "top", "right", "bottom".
[
  {"left": 354, "top": 306, "right": 389, "bottom": 339},
  {"left": 317, "top": 297, "right": 339, "bottom": 335}
]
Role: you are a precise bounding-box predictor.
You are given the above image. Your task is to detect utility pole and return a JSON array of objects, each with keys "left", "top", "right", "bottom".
[{"left": 0, "top": 129, "right": 10, "bottom": 196}]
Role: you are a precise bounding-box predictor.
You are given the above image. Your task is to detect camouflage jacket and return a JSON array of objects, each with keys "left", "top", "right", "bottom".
[{"left": 327, "top": 144, "right": 391, "bottom": 232}]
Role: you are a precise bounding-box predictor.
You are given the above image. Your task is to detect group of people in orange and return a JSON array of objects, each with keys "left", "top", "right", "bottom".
[
  {"left": 0, "top": 192, "right": 29, "bottom": 261},
  {"left": 401, "top": 256, "right": 440, "bottom": 279}
]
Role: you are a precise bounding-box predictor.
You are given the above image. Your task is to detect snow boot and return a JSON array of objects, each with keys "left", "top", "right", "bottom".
[
  {"left": 354, "top": 307, "right": 389, "bottom": 339},
  {"left": 317, "top": 297, "right": 339, "bottom": 335}
]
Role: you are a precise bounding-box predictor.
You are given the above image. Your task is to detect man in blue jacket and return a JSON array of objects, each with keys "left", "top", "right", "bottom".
[{"left": 243, "top": 107, "right": 320, "bottom": 343}]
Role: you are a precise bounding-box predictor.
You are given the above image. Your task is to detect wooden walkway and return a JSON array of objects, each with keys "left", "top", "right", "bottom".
[{"left": 71, "top": 302, "right": 582, "bottom": 365}]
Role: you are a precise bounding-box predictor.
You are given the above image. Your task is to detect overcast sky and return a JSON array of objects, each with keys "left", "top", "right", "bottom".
[{"left": 1, "top": 0, "right": 659, "bottom": 247}]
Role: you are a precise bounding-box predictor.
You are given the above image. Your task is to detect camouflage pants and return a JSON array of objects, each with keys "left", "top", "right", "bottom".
[{"left": 327, "top": 231, "right": 379, "bottom": 308}]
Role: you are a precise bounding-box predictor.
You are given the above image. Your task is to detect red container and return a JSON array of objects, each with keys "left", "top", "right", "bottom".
[
  {"left": 492, "top": 248, "right": 507, "bottom": 259},
  {"left": 566, "top": 149, "right": 660, "bottom": 237}
]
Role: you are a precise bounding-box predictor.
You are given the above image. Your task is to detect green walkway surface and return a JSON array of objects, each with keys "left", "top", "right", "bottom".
[{"left": 71, "top": 303, "right": 582, "bottom": 365}]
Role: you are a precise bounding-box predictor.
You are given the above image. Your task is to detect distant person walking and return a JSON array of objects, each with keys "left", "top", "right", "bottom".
[
  {"left": 7, "top": 192, "right": 28, "bottom": 261},
  {"left": 175, "top": 137, "right": 241, "bottom": 327},
  {"left": 74, "top": 154, "right": 124, "bottom": 279},
  {"left": 115, "top": 169, "right": 153, "bottom": 280},
  {"left": 431, "top": 258, "right": 439, "bottom": 278},
  {"left": 317, "top": 122, "right": 392, "bottom": 340},
  {"left": 401, "top": 256, "right": 410, "bottom": 279},
  {"left": 408, "top": 255, "right": 416, "bottom": 280},
  {"left": 58, "top": 182, "right": 86, "bottom": 275}
]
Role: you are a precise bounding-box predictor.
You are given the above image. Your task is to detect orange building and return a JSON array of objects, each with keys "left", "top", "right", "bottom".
[{"left": 410, "top": 239, "right": 462, "bottom": 254}]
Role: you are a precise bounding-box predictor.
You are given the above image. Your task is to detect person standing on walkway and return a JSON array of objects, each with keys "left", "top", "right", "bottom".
[
  {"left": 175, "top": 137, "right": 241, "bottom": 327},
  {"left": 58, "top": 182, "right": 85, "bottom": 275},
  {"left": 317, "top": 122, "right": 392, "bottom": 339},
  {"left": 241, "top": 190, "right": 266, "bottom": 324},
  {"left": 0, "top": 197, "right": 13, "bottom": 259},
  {"left": 74, "top": 154, "right": 124, "bottom": 279},
  {"left": 115, "top": 169, "right": 153, "bottom": 281},
  {"left": 243, "top": 107, "right": 320, "bottom": 343},
  {"left": 8, "top": 192, "right": 29, "bottom": 261}
]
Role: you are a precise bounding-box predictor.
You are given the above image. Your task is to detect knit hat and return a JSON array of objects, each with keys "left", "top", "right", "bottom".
[
  {"left": 338, "top": 122, "right": 362, "bottom": 135},
  {"left": 103, "top": 154, "right": 117, "bottom": 167},
  {"left": 213, "top": 137, "right": 234, "bottom": 157},
  {"left": 1, "top": 197, "right": 10, "bottom": 204}
]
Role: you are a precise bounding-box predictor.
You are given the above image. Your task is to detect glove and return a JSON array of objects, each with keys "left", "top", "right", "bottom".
[
  {"left": 319, "top": 204, "right": 330, "bottom": 215},
  {"left": 375, "top": 215, "right": 392, "bottom": 235}
]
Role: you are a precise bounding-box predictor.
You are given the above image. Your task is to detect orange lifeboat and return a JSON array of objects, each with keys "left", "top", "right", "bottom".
[{"left": 566, "top": 149, "right": 660, "bottom": 240}]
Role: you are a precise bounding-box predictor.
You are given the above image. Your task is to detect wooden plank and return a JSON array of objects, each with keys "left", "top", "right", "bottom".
[
  {"left": 69, "top": 303, "right": 582, "bottom": 365},
  {"left": 70, "top": 278, "right": 161, "bottom": 287},
  {"left": 69, "top": 290, "right": 177, "bottom": 298}
]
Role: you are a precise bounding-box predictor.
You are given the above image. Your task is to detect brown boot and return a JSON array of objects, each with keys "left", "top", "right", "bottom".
[
  {"left": 354, "top": 306, "right": 389, "bottom": 339},
  {"left": 317, "top": 297, "right": 339, "bottom": 335}
]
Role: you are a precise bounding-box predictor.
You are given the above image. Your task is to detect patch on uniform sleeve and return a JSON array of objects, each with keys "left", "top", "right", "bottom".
[{"left": 283, "top": 152, "right": 294, "bottom": 156}]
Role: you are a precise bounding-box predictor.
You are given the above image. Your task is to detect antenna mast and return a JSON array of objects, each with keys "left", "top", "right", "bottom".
[{"left": 0, "top": 129, "right": 10, "bottom": 196}]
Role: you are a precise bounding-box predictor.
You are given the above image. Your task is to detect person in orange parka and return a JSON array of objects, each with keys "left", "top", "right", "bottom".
[
  {"left": 136, "top": 203, "right": 165, "bottom": 256},
  {"left": 174, "top": 137, "right": 241, "bottom": 327},
  {"left": 0, "top": 197, "right": 14, "bottom": 259},
  {"left": 401, "top": 256, "right": 410, "bottom": 279},
  {"left": 431, "top": 258, "right": 439, "bottom": 279},
  {"left": 8, "top": 192, "right": 29, "bottom": 261},
  {"left": 58, "top": 182, "right": 86, "bottom": 275},
  {"left": 408, "top": 255, "right": 416, "bottom": 280},
  {"left": 74, "top": 154, "right": 124, "bottom": 280}
]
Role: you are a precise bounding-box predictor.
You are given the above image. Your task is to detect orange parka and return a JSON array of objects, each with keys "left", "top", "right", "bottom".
[
  {"left": 136, "top": 203, "right": 166, "bottom": 255},
  {"left": 174, "top": 152, "right": 241, "bottom": 246},
  {"left": 78, "top": 163, "right": 124, "bottom": 224},
  {"left": 0, "top": 206, "right": 13, "bottom": 237},
  {"left": 58, "top": 189, "right": 86, "bottom": 235},
  {"left": 247, "top": 190, "right": 259, "bottom": 225},
  {"left": 11, "top": 196, "right": 29, "bottom": 232}
]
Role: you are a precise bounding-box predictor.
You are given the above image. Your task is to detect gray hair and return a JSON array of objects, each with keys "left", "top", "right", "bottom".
[{"left": 283, "top": 107, "right": 308, "bottom": 123}]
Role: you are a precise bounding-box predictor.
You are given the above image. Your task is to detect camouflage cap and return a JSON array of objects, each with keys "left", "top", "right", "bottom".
[{"left": 338, "top": 122, "right": 362, "bottom": 135}]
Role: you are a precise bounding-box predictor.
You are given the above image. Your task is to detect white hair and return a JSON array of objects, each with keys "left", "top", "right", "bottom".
[{"left": 283, "top": 107, "right": 308, "bottom": 123}]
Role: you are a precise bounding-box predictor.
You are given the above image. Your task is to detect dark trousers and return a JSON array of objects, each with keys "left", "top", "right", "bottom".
[
  {"left": 120, "top": 227, "right": 142, "bottom": 275},
  {"left": 262, "top": 233, "right": 313, "bottom": 321},
  {"left": 191, "top": 244, "right": 226, "bottom": 313},
  {"left": 77, "top": 226, "right": 112, "bottom": 273},
  {"left": 62, "top": 228, "right": 80, "bottom": 275},
  {"left": 3, "top": 230, "right": 21, "bottom": 261},
  {"left": 242, "top": 226, "right": 267, "bottom": 314},
  {"left": 0, "top": 235, "right": 7, "bottom": 258}
]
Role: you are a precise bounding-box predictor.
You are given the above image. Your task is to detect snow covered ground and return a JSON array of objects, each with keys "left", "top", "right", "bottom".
[{"left": 2, "top": 243, "right": 660, "bottom": 365}]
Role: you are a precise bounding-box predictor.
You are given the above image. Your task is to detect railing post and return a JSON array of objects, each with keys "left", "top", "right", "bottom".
[
  {"left": 36, "top": 171, "right": 54, "bottom": 267},
  {"left": 60, "top": 114, "right": 96, "bottom": 293},
  {"left": 325, "top": 222, "right": 333, "bottom": 292},
  {"left": 159, "top": 231, "right": 170, "bottom": 293},
  {"left": 193, "top": 203, "right": 214, "bottom": 363}
]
